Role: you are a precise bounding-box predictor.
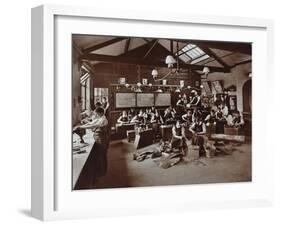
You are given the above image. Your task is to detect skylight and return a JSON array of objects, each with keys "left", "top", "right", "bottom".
[
  {"left": 191, "top": 54, "right": 210, "bottom": 64},
  {"left": 177, "top": 43, "right": 210, "bottom": 64}
]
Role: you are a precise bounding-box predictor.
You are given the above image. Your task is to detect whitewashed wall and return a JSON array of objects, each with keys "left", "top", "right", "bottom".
[{"left": 204, "top": 62, "right": 251, "bottom": 112}]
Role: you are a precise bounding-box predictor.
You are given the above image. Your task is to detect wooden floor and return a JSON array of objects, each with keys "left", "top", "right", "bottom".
[{"left": 88, "top": 139, "right": 252, "bottom": 189}]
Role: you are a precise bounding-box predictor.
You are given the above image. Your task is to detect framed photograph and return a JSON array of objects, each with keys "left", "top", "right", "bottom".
[
  {"left": 31, "top": 4, "right": 274, "bottom": 221},
  {"left": 228, "top": 95, "right": 238, "bottom": 111},
  {"left": 179, "top": 80, "right": 184, "bottom": 88},
  {"left": 118, "top": 77, "right": 126, "bottom": 85},
  {"left": 142, "top": 78, "right": 148, "bottom": 85},
  {"left": 211, "top": 80, "right": 224, "bottom": 94}
]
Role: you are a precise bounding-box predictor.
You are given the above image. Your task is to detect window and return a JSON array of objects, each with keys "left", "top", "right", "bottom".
[
  {"left": 94, "top": 88, "right": 109, "bottom": 105},
  {"left": 80, "top": 67, "right": 91, "bottom": 111}
]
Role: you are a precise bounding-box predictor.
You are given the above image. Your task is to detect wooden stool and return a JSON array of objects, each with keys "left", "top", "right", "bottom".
[
  {"left": 187, "top": 145, "right": 200, "bottom": 160},
  {"left": 126, "top": 130, "right": 136, "bottom": 142}
]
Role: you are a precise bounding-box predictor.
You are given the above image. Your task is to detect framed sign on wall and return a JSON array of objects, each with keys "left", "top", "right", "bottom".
[
  {"left": 115, "top": 93, "right": 136, "bottom": 108},
  {"left": 31, "top": 4, "right": 274, "bottom": 221}
]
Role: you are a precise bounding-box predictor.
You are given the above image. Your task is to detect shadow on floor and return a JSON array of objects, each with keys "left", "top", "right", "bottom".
[{"left": 18, "top": 209, "right": 31, "bottom": 217}]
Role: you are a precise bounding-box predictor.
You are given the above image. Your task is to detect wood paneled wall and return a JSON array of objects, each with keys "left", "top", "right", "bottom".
[{"left": 89, "top": 62, "right": 200, "bottom": 128}]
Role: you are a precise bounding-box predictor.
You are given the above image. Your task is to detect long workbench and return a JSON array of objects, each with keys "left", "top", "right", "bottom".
[{"left": 72, "top": 133, "right": 95, "bottom": 188}]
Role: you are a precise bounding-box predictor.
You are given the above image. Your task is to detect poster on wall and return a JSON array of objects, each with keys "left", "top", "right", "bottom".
[
  {"left": 229, "top": 95, "right": 237, "bottom": 111},
  {"left": 211, "top": 80, "right": 223, "bottom": 93}
]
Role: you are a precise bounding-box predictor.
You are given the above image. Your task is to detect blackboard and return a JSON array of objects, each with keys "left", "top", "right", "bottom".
[
  {"left": 137, "top": 93, "right": 154, "bottom": 107},
  {"left": 155, "top": 93, "right": 171, "bottom": 106},
  {"left": 115, "top": 93, "right": 136, "bottom": 108}
]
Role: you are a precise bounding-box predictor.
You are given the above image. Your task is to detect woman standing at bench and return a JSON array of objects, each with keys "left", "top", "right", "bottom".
[{"left": 73, "top": 107, "right": 109, "bottom": 188}]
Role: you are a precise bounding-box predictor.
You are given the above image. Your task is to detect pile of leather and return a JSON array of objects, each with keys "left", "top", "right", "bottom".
[
  {"left": 158, "top": 141, "right": 173, "bottom": 153},
  {"left": 133, "top": 141, "right": 185, "bottom": 169},
  {"left": 157, "top": 152, "right": 183, "bottom": 169},
  {"left": 133, "top": 149, "right": 162, "bottom": 162}
]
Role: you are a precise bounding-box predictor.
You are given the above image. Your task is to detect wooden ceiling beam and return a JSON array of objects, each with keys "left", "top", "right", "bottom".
[
  {"left": 143, "top": 38, "right": 151, "bottom": 43},
  {"left": 169, "top": 39, "right": 252, "bottom": 55},
  {"left": 198, "top": 45, "right": 230, "bottom": 69},
  {"left": 198, "top": 52, "right": 235, "bottom": 65},
  {"left": 81, "top": 53, "right": 230, "bottom": 73},
  {"left": 82, "top": 37, "right": 126, "bottom": 54},
  {"left": 230, "top": 59, "right": 252, "bottom": 68},
  {"left": 124, "top": 38, "right": 131, "bottom": 53},
  {"left": 143, "top": 39, "right": 158, "bottom": 59},
  {"left": 170, "top": 40, "right": 174, "bottom": 53}
]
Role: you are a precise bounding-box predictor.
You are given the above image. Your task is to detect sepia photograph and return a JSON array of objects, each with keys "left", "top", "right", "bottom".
[{"left": 72, "top": 35, "right": 252, "bottom": 190}]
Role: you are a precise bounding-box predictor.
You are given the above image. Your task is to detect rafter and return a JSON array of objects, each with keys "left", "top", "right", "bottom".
[
  {"left": 143, "top": 39, "right": 158, "bottom": 59},
  {"left": 198, "top": 45, "right": 230, "bottom": 69},
  {"left": 82, "top": 37, "right": 126, "bottom": 54},
  {"left": 124, "top": 38, "right": 131, "bottom": 53},
  {"left": 230, "top": 59, "right": 252, "bottom": 68},
  {"left": 81, "top": 53, "right": 230, "bottom": 72},
  {"left": 170, "top": 39, "right": 252, "bottom": 55},
  {"left": 198, "top": 52, "right": 235, "bottom": 65},
  {"left": 143, "top": 38, "right": 151, "bottom": 43}
]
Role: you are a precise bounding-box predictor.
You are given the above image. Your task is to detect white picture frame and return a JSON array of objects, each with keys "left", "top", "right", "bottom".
[{"left": 31, "top": 4, "right": 274, "bottom": 221}]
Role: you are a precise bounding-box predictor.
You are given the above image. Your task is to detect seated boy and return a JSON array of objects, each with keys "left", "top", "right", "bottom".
[{"left": 189, "top": 116, "right": 207, "bottom": 156}]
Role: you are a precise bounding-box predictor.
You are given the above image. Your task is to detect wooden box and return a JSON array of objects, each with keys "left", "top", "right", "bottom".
[
  {"left": 187, "top": 145, "right": 200, "bottom": 160},
  {"left": 126, "top": 130, "right": 136, "bottom": 142}
]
